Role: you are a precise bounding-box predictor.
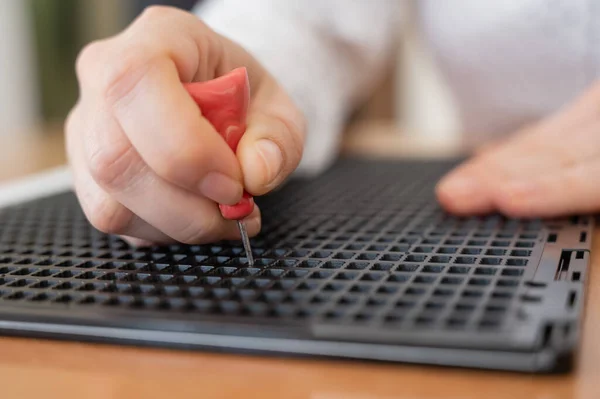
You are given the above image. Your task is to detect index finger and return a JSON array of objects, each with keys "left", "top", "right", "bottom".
[{"left": 77, "top": 7, "right": 253, "bottom": 205}]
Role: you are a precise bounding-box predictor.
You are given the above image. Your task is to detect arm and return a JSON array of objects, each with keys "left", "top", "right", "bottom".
[{"left": 196, "top": 0, "right": 403, "bottom": 175}]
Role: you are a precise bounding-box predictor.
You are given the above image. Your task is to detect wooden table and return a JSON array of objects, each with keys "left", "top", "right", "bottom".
[{"left": 0, "top": 123, "right": 599, "bottom": 399}]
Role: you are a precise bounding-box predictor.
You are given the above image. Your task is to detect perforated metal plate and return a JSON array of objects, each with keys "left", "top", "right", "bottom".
[{"left": 0, "top": 158, "right": 592, "bottom": 372}]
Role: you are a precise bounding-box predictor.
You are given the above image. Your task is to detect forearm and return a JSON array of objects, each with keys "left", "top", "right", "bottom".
[{"left": 195, "top": 0, "right": 402, "bottom": 175}]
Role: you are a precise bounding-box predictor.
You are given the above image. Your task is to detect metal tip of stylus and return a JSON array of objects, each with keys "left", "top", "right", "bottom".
[{"left": 237, "top": 220, "right": 254, "bottom": 267}]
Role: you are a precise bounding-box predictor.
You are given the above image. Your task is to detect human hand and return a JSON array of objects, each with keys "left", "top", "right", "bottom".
[
  {"left": 437, "top": 83, "right": 600, "bottom": 218},
  {"left": 65, "top": 6, "right": 305, "bottom": 245}
]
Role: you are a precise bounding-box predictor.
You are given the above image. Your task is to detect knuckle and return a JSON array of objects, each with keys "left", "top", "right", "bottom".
[
  {"left": 76, "top": 39, "right": 155, "bottom": 106},
  {"left": 139, "top": 5, "right": 179, "bottom": 20},
  {"left": 64, "top": 106, "right": 80, "bottom": 139},
  {"left": 82, "top": 194, "right": 132, "bottom": 235},
  {"left": 64, "top": 108, "right": 80, "bottom": 160},
  {"left": 101, "top": 50, "right": 154, "bottom": 107},
  {"left": 88, "top": 143, "right": 137, "bottom": 190},
  {"left": 76, "top": 40, "right": 106, "bottom": 83}
]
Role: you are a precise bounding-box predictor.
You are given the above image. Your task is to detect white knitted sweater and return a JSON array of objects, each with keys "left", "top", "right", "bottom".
[{"left": 196, "top": 0, "right": 600, "bottom": 174}]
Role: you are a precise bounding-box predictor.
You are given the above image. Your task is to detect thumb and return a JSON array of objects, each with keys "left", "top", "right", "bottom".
[{"left": 237, "top": 78, "right": 306, "bottom": 195}]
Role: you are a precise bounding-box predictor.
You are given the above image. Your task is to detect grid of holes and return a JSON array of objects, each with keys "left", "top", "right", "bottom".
[{"left": 0, "top": 159, "right": 554, "bottom": 331}]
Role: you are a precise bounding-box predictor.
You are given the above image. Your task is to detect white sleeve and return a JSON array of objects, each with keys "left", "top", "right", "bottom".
[{"left": 194, "top": 0, "right": 402, "bottom": 176}]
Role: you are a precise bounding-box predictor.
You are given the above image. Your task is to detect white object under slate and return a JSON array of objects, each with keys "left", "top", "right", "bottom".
[{"left": 0, "top": 166, "right": 73, "bottom": 209}]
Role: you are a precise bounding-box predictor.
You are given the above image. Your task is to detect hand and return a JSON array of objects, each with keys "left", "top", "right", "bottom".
[
  {"left": 436, "top": 82, "right": 600, "bottom": 218},
  {"left": 65, "top": 6, "right": 305, "bottom": 245}
]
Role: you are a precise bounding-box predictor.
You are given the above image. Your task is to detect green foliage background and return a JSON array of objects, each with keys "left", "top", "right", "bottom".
[
  {"left": 26, "top": 0, "right": 196, "bottom": 122},
  {"left": 29, "top": 0, "right": 83, "bottom": 121}
]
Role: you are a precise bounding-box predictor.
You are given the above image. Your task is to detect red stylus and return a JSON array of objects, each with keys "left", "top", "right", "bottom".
[{"left": 184, "top": 67, "right": 255, "bottom": 266}]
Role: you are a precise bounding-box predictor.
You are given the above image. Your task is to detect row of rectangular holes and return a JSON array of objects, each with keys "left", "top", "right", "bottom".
[
  {"left": 1, "top": 259, "right": 307, "bottom": 273},
  {"left": 0, "top": 277, "right": 517, "bottom": 298},
  {"left": 0, "top": 275, "right": 521, "bottom": 302},
  {"left": 0, "top": 220, "right": 543, "bottom": 235},
  {"left": 0, "top": 239, "right": 536, "bottom": 254},
  {"left": 273, "top": 221, "right": 531, "bottom": 232},
  {"left": 0, "top": 240, "right": 120, "bottom": 247},
  {"left": 412, "top": 246, "right": 534, "bottom": 253},
  {"left": 320, "top": 254, "right": 531, "bottom": 264},
  {"left": 282, "top": 211, "right": 537, "bottom": 222},
  {"left": 2, "top": 285, "right": 514, "bottom": 312},
  {"left": 282, "top": 252, "right": 532, "bottom": 265},
  {"left": 0, "top": 248, "right": 225, "bottom": 260},
  {"left": 295, "top": 259, "right": 528, "bottom": 269},
  {"left": 1, "top": 266, "right": 282, "bottom": 280},
  {"left": 0, "top": 289, "right": 511, "bottom": 324},
  {"left": 256, "top": 293, "right": 516, "bottom": 309},
  {"left": 285, "top": 240, "right": 537, "bottom": 251},
  {"left": 2, "top": 257, "right": 215, "bottom": 268},
  {"left": 0, "top": 254, "right": 264, "bottom": 267},
  {"left": 272, "top": 249, "right": 532, "bottom": 260},
  {"left": 1, "top": 263, "right": 526, "bottom": 285},
  {"left": 4, "top": 272, "right": 526, "bottom": 290},
  {"left": 268, "top": 247, "right": 532, "bottom": 259},
  {"left": 0, "top": 239, "right": 100, "bottom": 246},
  {"left": 288, "top": 223, "right": 537, "bottom": 234},
  {"left": 241, "top": 277, "right": 523, "bottom": 292},
  {"left": 422, "top": 233, "right": 537, "bottom": 242},
  {"left": 297, "top": 269, "right": 523, "bottom": 281},
  {"left": 0, "top": 276, "right": 522, "bottom": 302},
  {"left": 257, "top": 235, "right": 538, "bottom": 248},
  {"left": 0, "top": 276, "right": 518, "bottom": 302},
  {"left": 0, "top": 244, "right": 125, "bottom": 252},
  {"left": 6, "top": 247, "right": 322, "bottom": 261},
  {"left": 0, "top": 256, "right": 529, "bottom": 274},
  {"left": 285, "top": 232, "right": 538, "bottom": 244}
]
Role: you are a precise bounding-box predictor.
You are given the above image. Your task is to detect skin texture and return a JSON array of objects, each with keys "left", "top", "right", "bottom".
[
  {"left": 65, "top": 6, "right": 305, "bottom": 246},
  {"left": 437, "top": 81, "right": 600, "bottom": 218}
]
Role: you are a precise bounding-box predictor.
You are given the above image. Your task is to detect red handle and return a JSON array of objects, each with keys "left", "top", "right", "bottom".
[{"left": 184, "top": 68, "right": 254, "bottom": 220}]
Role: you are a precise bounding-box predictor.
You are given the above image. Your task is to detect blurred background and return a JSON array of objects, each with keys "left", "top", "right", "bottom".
[
  {"left": 0, "top": 0, "right": 458, "bottom": 145},
  {"left": 0, "top": 0, "right": 199, "bottom": 136}
]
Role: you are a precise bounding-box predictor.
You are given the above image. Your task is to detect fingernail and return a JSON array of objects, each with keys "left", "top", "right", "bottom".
[
  {"left": 200, "top": 172, "right": 243, "bottom": 205},
  {"left": 255, "top": 139, "right": 283, "bottom": 184}
]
